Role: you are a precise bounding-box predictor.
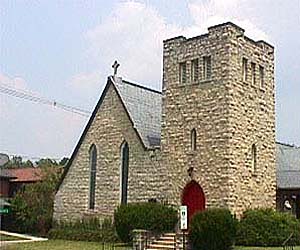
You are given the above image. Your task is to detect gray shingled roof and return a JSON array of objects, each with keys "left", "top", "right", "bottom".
[
  {"left": 276, "top": 143, "right": 300, "bottom": 189},
  {"left": 112, "top": 77, "right": 162, "bottom": 148}
]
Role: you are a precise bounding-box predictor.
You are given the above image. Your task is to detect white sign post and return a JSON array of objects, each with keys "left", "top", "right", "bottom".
[{"left": 180, "top": 205, "right": 188, "bottom": 230}]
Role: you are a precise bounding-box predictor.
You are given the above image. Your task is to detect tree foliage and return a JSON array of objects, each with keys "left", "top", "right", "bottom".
[
  {"left": 3, "top": 156, "right": 34, "bottom": 168},
  {"left": 9, "top": 165, "right": 62, "bottom": 235}
]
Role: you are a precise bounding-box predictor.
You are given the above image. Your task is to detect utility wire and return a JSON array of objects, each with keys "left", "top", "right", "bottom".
[{"left": 0, "top": 84, "right": 91, "bottom": 117}]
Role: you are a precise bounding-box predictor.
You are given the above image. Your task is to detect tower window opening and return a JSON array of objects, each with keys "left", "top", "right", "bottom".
[
  {"left": 179, "top": 62, "right": 187, "bottom": 84},
  {"left": 191, "top": 129, "right": 197, "bottom": 151},
  {"left": 191, "top": 59, "right": 199, "bottom": 82},
  {"left": 251, "top": 144, "right": 257, "bottom": 172},
  {"left": 251, "top": 62, "right": 256, "bottom": 85},
  {"left": 242, "top": 58, "right": 248, "bottom": 82},
  {"left": 259, "top": 65, "right": 264, "bottom": 89},
  {"left": 203, "top": 56, "right": 211, "bottom": 79}
]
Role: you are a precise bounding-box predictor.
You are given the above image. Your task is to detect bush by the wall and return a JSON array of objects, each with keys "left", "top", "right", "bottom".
[
  {"left": 189, "top": 208, "right": 237, "bottom": 250},
  {"left": 236, "top": 209, "right": 300, "bottom": 246},
  {"left": 48, "top": 217, "right": 118, "bottom": 242},
  {"left": 114, "top": 202, "right": 178, "bottom": 242}
]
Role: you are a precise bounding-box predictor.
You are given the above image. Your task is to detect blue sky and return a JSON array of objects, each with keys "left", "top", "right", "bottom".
[{"left": 0, "top": 0, "right": 299, "bottom": 160}]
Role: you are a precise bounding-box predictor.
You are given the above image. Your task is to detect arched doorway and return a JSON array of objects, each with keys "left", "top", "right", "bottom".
[{"left": 182, "top": 180, "right": 205, "bottom": 222}]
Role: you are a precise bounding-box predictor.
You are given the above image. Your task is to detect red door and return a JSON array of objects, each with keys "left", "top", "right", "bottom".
[{"left": 182, "top": 180, "right": 205, "bottom": 223}]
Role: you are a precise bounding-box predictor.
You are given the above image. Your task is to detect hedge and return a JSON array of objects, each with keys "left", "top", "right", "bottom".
[
  {"left": 189, "top": 208, "right": 237, "bottom": 250},
  {"left": 114, "top": 202, "right": 178, "bottom": 242},
  {"left": 236, "top": 209, "right": 300, "bottom": 246},
  {"left": 48, "top": 217, "right": 118, "bottom": 242}
]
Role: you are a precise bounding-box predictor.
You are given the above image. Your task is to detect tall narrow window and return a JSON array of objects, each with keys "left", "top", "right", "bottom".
[
  {"left": 89, "top": 144, "right": 97, "bottom": 209},
  {"left": 203, "top": 56, "right": 212, "bottom": 79},
  {"left": 259, "top": 65, "right": 264, "bottom": 89},
  {"left": 242, "top": 58, "right": 248, "bottom": 82},
  {"left": 191, "top": 59, "right": 199, "bottom": 82},
  {"left": 179, "top": 62, "right": 187, "bottom": 84},
  {"left": 120, "top": 141, "right": 129, "bottom": 204},
  {"left": 251, "top": 62, "right": 256, "bottom": 85},
  {"left": 251, "top": 144, "right": 257, "bottom": 172},
  {"left": 191, "top": 129, "right": 197, "bottom": 151}
]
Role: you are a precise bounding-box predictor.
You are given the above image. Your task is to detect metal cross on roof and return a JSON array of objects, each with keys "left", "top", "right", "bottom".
[{"left": 112, "top": 60, "right": 120, "bottom": 77}]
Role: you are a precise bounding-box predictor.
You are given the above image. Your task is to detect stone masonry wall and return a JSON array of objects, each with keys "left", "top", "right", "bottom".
[
  {"left": 53, "top": 83, "right": 166, "bottom": 222},
  {"left": 226, "top": 28, "right": 276, "bottom": 216},
  {"left": 161, "top": 23, "right": 276, "bottom": 217}
]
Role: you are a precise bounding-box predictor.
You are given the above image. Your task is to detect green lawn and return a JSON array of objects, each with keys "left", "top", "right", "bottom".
[
  {"left": 236, "top": 247, "right": 300, "bottom": 250},
  {"left": 4, "top": 240, "right": 131, "bottom": 250},
  {"left": 2, "top": 240, "right": 300, "bottom": 250}
]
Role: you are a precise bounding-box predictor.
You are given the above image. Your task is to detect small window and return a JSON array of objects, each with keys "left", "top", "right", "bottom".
[
  {"left": 251, "top": 62, "right": 256, "bottom": 85},
  {"left": 179, "top": 62, "right": 187, "bottom": 84},
  {"left": 242, "top": 58, "right": 248, "bottom": 82},
  {"left": 203, "top": 56, "right": 211, "bottom": 79},
  {"left": 89, "top": 144, "right": 97, "bottom": 209},
  {"left": 251, "top": 144, "right": 257, "bottom": 172},
  {"left": 191, "top": 129, "right": 197, "bottom": 151},
  {"left": 191, "top": 59, "right": 199, "bottom": 82},
  {"left": 259, "top": 66, "right": 264, "bottom": 89}
]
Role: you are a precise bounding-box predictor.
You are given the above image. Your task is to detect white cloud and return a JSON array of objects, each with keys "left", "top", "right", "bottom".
[
  {"left": 69, "top": 0, "right": 270, "bottom": 95},
  {"left": 188, "top": 0, "right": 269, "bottom": 41},
  {"left": 82, "top": 1, "right": 182, "bottom": 90},
  {"left": 68, "top": 71, "right": 105, "bottom": 95}
]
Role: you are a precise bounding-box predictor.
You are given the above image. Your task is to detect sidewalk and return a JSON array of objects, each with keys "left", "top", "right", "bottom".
[{"left": 0, "top": 230, "right": 48, "bottom": 246}]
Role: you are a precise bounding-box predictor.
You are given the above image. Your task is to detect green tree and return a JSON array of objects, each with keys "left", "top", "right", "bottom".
[
  {"left": 3, "top": 156, "right": 34, "bottom": 168},
  {"left": 9, "top": 166, "right": 62, "bottom": 235},
  {"left": 59, "top": 157, "right": 69, "bottom": 166}
]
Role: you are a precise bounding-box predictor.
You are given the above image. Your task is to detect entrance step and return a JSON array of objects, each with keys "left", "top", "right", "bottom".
[{"left": 146, "top": 232, "right": 188, "bottom": 250}]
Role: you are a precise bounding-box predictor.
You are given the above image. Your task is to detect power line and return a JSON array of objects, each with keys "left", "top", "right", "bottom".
[{"left": 0, "top": 84, "right": 91, "bottom": 117}]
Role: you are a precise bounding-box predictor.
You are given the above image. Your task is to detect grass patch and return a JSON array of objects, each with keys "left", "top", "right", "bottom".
[
  {"left": 3, "top": 240, "right": 299, "bottom": 250},
  {"left": 235, "top": 246, "right": 300, "bottom": 250},
  {"left": 4, "top": 240, "right": 131, "bottom": 250}
]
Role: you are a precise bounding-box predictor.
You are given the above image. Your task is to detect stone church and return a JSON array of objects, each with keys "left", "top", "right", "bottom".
[{"left": 54, "top": 22, "right": 277, "bottom": 222}]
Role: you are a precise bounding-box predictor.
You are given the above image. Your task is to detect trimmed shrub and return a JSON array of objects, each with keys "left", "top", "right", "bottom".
[
  {"left": 48, "top": 217, "right": 119, "bottom": 242},
  {"left": 189, "top": 208, "right": 237, "bottom": 250},
  {"left": 236, "top": 209, "right": 300, "bottom": 246},
  {"left": 114, "top": 203, "right": 178, "bottom": 242}
]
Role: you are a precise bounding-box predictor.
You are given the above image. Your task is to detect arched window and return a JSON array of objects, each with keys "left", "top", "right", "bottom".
[
  {"left": 191, "top": 129, "right": 197, "bottom": 151},
  {"left": 120, "top": 141, "right": 129, "bottom": 204},
  {"left": 89, "top": 144, "right": 97, "bottom": 209},
  {"left": 251, "top": 144, "right": 257, "bottom": 172}
]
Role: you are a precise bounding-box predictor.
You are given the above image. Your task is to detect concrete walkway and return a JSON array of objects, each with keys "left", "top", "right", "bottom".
[{"left": 0, "top": 230, "right": 48, "bottom": 246}]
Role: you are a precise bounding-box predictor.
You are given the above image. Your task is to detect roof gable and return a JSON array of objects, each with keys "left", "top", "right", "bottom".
[{"left": 57, "top": 76, "right": 161, "bottom": 190}]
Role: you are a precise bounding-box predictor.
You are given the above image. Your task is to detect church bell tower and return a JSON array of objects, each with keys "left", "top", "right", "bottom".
[{"left": 161, "top": 22, "right": 276, "bottom": 218}]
